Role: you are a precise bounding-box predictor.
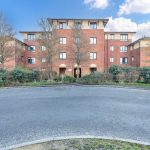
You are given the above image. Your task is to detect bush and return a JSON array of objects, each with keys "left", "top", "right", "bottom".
[
  {"left": 63, "top": 76, "right": 76, "bottom": 83},
  {"left": 122, "top": 66, "right": 139, "bottom": 83},
  {"left": 76, "top": 72, "right": 105, "bottom": 84},
  {"left": 0, "top": 69, "right": 7, "bottom": 86},
  {"left": 11, "top": 68, "right": 39, "bottom": 83},
  {"left": 140, "top": 67, "right": 150, "bottom": 83},
  {"left": 109, "top": 65, "right": 122, "bottom": 82}
]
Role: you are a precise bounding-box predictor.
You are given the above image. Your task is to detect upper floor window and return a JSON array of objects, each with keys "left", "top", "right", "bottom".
[
  {"left": 120, "top": 34, "right": 128, "bottom": 41},
  {"left": 132, "top": 56, "right": 135, "bottom": 62},
  {"left": 27, "top": 34, "right": 35, "bottom": 40},
  {"left": 75, "top": 37, "right": 80, "bottom": 44},
  {"left": 110, "top": 57, "right": 114, "bottom": 63},
  {"left": 131, "top": 46, "right": 134, "bottom": 51},
  {"left": 60, "top": 37, "right": 66, "bottom": 44},
  {"left": 42, "top": 58, "right": 46, "bottom": 63},
  {"left": 90, "top": 52, "right": 97, "bottom": 60},
  {"left": 28, "top": 46, "right": 35, "bottom": 52},
  {"left": 110, "top": 46, "right": 114, "bottom": 51},
  {"left": 110, "top": 34, "right": 115, "bottom": 40},
  {"left": 120, "top": 57, "right": 128, "bottom": 64},
  {"left": 59, "top": 22, "right": 67, "bottom": 29},
  {"left": 90, "top": 37, "right": 97, "bottom": 44},
  {"left": 28, "top": 58, "right": 35, "bottom": 64},
  {"left": 41, "top": 46, "right": 46, "bottom": 51},
  {"left": 120, "top": 46, "right": 127, "bottom": 52},
  {"left": 90, "top": 22, "right": 97, "bottom": 29},
  {"left": 75, "top": 22, "right": 82, "bottom": 29},
  {"left": 59, "top": 52, "right": 66, "bottom": 60}
]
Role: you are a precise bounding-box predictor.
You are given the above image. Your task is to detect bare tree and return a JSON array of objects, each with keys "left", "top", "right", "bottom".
[
  {"left": 38, "top": 18, "right": 59, "bottom": 79},
  {"left": 70, "top": 24, "right": 91, "bottom": 78},
  {"left": 0, "top": 12, "right": 15, "bottom": 69}
]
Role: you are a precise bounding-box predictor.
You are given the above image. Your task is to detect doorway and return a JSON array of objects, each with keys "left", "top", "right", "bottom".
[
  {"left": 59, "top": 68, "right": 66, "bottom": 77},
  {"left": 74, "top": 68, "right": 81, "bottom": 78},
  {"left": 90, "top": 68, "right": 97, "bottom": 74}
]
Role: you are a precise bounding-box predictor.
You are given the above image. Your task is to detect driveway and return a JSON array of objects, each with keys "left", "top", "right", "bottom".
[{"left": 0, "top": 86, "right": 150, "bottom": 149}]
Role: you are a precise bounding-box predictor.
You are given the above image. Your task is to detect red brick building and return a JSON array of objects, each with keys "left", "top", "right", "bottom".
[
  {"left": 0, "top": 38, "right": 25, "bottom": 70},
  {"left": 128, "top": 37, "right": 150, "bottom": 67},
  {"left": 20, "top": 18, "right": 150, "bottom": 77}
]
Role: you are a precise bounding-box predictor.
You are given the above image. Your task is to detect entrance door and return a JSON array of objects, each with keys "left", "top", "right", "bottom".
[
  {"left": 59, "top": 68, "right": 66, "bottom": 77},
  {"left": 74, "top": 68, "right": 81, "bottom": 78}
]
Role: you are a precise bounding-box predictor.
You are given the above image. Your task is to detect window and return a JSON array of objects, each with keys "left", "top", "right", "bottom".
[
  {"left": 59, "top": 52, "right": 67, "bottom": 60},
  {"left": 75, "top": 37, "right": 80, "bottom": 44},
  {"left": 131, "top": 46, "right": 134, "bottom": 51},
  {"left": 59, "top": 22, "right": 67, "bottom": 29},
  {"left": 90, "top": 52, "right": 97, "bottom": 60},
  {"left": 110, "top": 46, "right": 114, "bottom": 51},
  {"left": 90, "top": 22, "right": 97, "bottom": 29},
  {"left": 120, "top": 34, "right": 128, "bottom": 41},
  {"left": 90, "top": 37, "right": 97, "bottom": 44},
  {"left": 27, "top": 34, "right": 35, "bottom": 40},
  {"left": 120, "top": 46, "right": 127, "bottom": 52},
  {"left": 60, "top": 38, "right": 66, "bottom": 44},
  {"left": 132, "top": 56, "right": 135, "bottom": 62},
  {"left": 110, "top": 57, "right": 114, "bottom": 63},
  {"left": 28, "top": 58, "right": 35, "bottom": 64},
  {"left": 28, "top": 46, "right": 35, "bottom": 52},
  {"left": 41, "top": 46, "right": 46, "bottom": 51},
  {"left": 42, "top": 58, "right": 46, "bottom": 63},
  {"left": 120, "top": 57, "right": 128, "bottom": 64},
  {"left": 110, "top": 34, "right": 115, "bottom": 40},
  {"left": 75, "top": 22, "right": 81, "bottom": 29}
]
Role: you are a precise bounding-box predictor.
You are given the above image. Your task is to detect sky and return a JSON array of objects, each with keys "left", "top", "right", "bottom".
[{"left": 0, "top": 0, "right": 150, "bottom": 41}]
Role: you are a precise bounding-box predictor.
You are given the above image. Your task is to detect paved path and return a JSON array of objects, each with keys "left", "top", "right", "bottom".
[{"left": 0, "top": 86, "right": 150, "bottom": 149}]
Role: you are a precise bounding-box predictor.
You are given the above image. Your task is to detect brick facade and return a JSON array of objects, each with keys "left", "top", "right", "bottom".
[{"left": 19, "top": 18, "right": 150, "bottom": 77}]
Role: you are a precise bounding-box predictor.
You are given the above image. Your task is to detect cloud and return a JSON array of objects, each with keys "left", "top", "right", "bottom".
[
  {"left": 105, "top": 17, "right": 150, "bottom": 41},
  {"left": 118, "top": 0, "right": 150, "bottom": 16},
  {"left": 84, "top": 0, "right": 108, "bottom": 9}
]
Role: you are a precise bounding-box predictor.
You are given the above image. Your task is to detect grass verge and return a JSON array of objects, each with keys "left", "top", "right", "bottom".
[{"left": 13, "top": 138, "right": 150, "bottom": 150}]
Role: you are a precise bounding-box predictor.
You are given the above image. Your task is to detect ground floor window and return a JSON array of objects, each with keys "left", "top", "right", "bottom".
[{"left": 28, "top": 58, "right": 35, "bottom": 64}]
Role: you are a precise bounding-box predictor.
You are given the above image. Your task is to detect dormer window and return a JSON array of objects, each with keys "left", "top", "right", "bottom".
[
  {"left": 90, "top": 22, "right": 97, "bottom": 29},
  {"left": 59, "top": 22, "right": 67, "bottom": 29}
]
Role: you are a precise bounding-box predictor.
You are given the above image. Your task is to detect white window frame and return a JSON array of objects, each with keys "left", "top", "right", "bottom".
[
  {"left": 28, "top": 46, "right": 35, "bottom": 52},
  {"left": 28, "top": 58, "right": 35, "bottom": 64},
  {"left": 132, "top": 56, "right": 135, "bottom": 62},
  {"left": 120, "top": 34, "right": 128, "bottom": 41},
  {"left": 90, "top": 52, "right": 97, "bottom": 60},
  {"left": 27, "top": 34, "right": 35, "bottom": 40},
  {"left": 90, "top": 37, "right": 97, "bottom": 44},
  {"left": 59, "top": 22, "right": 67, "bottom": 29},
  {"left": 59, "top": 52, "right": 67, "bottom": 60},
  {"left": 120, "top": 57, "right": 128, "bottom": 64},
  {"left": 42, "top": 58, "right": 46, "bottom": 63},
  {"left": 41, "top": 46, "right": 46, "bottom": 51},
  {"left": 90, "top": 22, "right": 97, "bottom": 29},
  {"left": 110, "top": 34, "right": 115, "bottom": 40},
  {"left": 110, "top": 46, "right": 114, "bottom": 51},
  {"left": 110, "top": 57, "right": 114, "bottom": 63},
  {"left": 60, "top": 37, "right": 66, "bottom": 44},
  {"left": 120, "top": 46, "right": 127, "bottom": 52}
]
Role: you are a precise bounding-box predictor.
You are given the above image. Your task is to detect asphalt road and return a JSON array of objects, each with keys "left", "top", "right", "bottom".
[{"left": 0, "top": 86, "right": 150, "bottom": 149}]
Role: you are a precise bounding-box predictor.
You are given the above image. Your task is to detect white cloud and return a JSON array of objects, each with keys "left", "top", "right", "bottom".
[
  {"left": 105, "top": 17, "right": 150, "bottom": 41},
  {"left": 84, "top": 0, "right": 108, "bottom": 9},
  {"left": 118, "top": 0, "right": 150, "bottom": 16}
]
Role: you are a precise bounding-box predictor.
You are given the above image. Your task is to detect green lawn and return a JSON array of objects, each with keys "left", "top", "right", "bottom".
[{"left": 13, "top": 138, "right": 150, "bottom": 150}]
